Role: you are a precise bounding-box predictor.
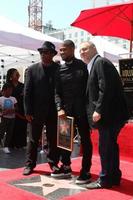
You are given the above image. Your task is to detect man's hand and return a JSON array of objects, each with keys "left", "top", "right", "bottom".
[
  {"left": 92, "top": 111, "right": 101, "bottom": 122},
  {"left": 25, "top": 115, "right": 33, "bottom": 122},
  {"left": 58, "top": 109, "right": 67, "bottom": 120}
]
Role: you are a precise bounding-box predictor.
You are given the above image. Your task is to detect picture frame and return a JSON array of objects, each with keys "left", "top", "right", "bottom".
[{"left": 57, "top": 116, "right": 74, "bottom": 151}]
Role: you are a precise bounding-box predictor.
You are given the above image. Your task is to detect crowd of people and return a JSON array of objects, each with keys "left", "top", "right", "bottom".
[
  {"left": 0, "top": 68, "right": 27, "bottom": 153},
  {"left": 0, "top": 39, "right": 129, "bottom": 189}
]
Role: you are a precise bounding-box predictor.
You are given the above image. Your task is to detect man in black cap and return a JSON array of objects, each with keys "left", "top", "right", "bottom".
[{"left": 23, "top": 41, "right": 60, "bottom": 175}]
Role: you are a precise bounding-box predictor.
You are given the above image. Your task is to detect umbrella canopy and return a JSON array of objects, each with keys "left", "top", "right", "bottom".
[{"left": 71, "top": 0, "right": 133, "bottom": 53}]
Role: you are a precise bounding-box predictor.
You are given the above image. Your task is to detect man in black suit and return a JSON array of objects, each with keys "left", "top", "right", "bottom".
[
  {"left": 23, "top": 41, "right": 60, "bottom": 175},
  {"left": 53, "top": 40, "right": 92, "bottom": 184},
  {"left": 80, "top": 41, "right": 129, "bottom": 189}
]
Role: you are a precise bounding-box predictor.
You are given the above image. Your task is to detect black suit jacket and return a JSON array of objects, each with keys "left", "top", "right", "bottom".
[
  {"left": 55, "top": 57, "right": 88, "bottom": 117},
  {"left": 24, "top": 62, "right": 58, "bottom": 120},
  {"left": 86, "top": 55, "right": 129, "bottom": 128}
]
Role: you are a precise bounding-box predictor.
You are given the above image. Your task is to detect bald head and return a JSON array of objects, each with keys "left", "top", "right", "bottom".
[{"left": 80, "top": 41, "right": 98, "bottom": 64}]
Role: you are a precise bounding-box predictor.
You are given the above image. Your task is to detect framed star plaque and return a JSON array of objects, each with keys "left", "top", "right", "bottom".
[{"left": 57, "top": 116, "right": 74, "bottom": 151}]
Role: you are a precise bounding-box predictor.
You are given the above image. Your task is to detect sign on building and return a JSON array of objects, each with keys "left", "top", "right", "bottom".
[{"left": 119, "top": 58, "right": 133, "bottom": 118}]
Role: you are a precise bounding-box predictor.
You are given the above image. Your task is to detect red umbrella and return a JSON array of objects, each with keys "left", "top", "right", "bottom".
[{"left": 71, "top": 0, "right": 133, "bottom": 53}]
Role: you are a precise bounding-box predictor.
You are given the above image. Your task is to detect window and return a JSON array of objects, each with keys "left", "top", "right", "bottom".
[
  {"left": 81, "top": 31, "right": 84, "bottom": 36},
  {"left": 74, "top": 32, "right": 78, "bottom": 37},
  {"left": 69, "top": 33, "right": 72, "bottom": 38}
]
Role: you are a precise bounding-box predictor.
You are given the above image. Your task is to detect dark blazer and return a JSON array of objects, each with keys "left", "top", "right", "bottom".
[
  {"left": 55, "top": 57, "right": 88, "bottom": 117},
  {"left": 86, "top": 55, "right": 129, "bottom": 128},
  {"left": 24, "top": 62, "right": 58, "bottom": 119}
]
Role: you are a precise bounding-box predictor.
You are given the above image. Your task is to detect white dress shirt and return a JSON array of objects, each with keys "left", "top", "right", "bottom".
[{"left": 87, "top": 54, "right": 99, "bottom": 74}]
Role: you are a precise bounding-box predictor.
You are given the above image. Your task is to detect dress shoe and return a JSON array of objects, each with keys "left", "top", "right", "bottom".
[
  {"left": 75, "top": 172, "right": 92, "bottom": 184},
  {"left": 86, "top": 179, "right": 112, "bottom": 189},
  {"left": 111, "top": 172, "right": 121, "bottom": 186},
  {"left": 23, "top": 167, "right": 33, "bottom": 175},
  {"left": 112, "top": 179, "right": 121, "bottom": 186}
]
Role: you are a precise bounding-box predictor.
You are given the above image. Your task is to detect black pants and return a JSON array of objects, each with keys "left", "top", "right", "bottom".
[
  {"left": 9, "top": 117, "right": 27, "bottom": 148},
  {"left": 25, "top": 113, "right": 60, "bottom": 168},
  {"left": 98, "top": 123, "right": 124, "bottom": 185},
  {"left": 0, "top": 117, "right": 15, "bottom": 147},
  {"left": 60, "top": 115, "right": 92, "bottom": 173}
]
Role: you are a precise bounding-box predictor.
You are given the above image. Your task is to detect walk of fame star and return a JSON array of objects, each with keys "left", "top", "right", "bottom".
[{"left": 10, "top": 174, "right": 87, "bottom": 199}]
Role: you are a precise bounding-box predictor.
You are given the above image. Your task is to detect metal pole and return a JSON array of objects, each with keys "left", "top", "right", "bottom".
[
  {"left": 1, "top": 59, "right": 4, "bottom": 90},
  {"left": 129, "top": 21, "right": 133, "bottom": 57}
]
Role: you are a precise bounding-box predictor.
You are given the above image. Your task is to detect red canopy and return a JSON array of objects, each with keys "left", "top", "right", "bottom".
[{"left": 71, "top": 0, "right": 133, "bottom": 52}]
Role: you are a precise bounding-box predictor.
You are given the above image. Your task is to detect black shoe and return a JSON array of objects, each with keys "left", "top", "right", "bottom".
[
  {"left": 111, "top": 172, "right": 121, "bottom": 186},
  {"left": 75, "top": 172, "right": 92, "bottom": 184},
  {"left": 23, "top": 167, "right": 33, "bottom": 175},
  {"left": 86, "top": 179, "right": 112, "bottom": 189},
  {"left": 51, "top": 165, "right": 60, "bottom": 177},
  {"left": 51, "top": 165, "right": 72, "bottom": 178},
  {"left": 112, "top": 179, "right": 121, "bottom": 186},
  {"left": 48, "top": 161, "right": 58, "bottom": 170}
]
